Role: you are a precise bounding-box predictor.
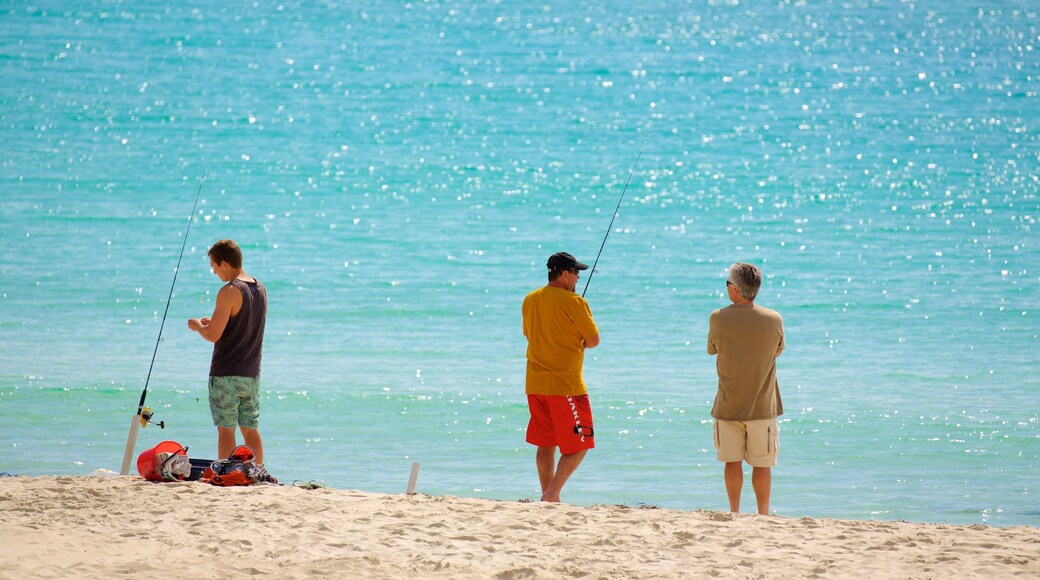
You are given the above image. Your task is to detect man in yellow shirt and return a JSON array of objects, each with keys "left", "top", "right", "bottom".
[{"left": 522, "top": 252, "right": 600, "bottom": 502}]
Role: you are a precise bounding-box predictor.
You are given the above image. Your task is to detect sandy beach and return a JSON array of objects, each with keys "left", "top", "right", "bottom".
[{"left": 1, "top": 476, "right": 1037, "bottom": 578}]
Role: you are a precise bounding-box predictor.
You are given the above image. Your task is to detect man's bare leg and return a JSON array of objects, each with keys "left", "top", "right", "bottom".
[
  {"left": 241, "top": 426, "right": 264, "bottom": 464},
  {"left": 541, "top": 449, "right": 587, "bottom": 503},
  {"left": 752, "top": 466, "right": 771, "bottom": 515},
  {"left": 724, "top": 461, "right": 744, "bottom": 512},
  {"left": 536, "top": 445, "right": 556, "bottom": 496},
  {"left": 216, "top": 426, "right": 237, "bottom": 460}
]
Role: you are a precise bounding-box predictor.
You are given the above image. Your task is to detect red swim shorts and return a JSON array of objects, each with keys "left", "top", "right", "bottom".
[{"left": 526, "top": 394, "right": 595, "bottom": 455}]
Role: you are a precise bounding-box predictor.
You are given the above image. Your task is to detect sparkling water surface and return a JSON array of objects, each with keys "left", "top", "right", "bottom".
[{"left": 1, "top": 1, "right": 1037, "bottom": 526}]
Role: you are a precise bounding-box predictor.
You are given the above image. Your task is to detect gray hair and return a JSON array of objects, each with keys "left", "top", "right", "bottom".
[{"left": 728, "top": 262, "right": 762, "bottom": 301}]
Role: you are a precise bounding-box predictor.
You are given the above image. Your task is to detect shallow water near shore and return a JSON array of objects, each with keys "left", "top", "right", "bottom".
[{"left": 1, "top": 1, "right": 1037, "bottom": 525}]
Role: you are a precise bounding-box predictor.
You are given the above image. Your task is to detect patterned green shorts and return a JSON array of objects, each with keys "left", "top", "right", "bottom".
[{"left": 208, "top": 376, "right": 261, "bottom": 429}]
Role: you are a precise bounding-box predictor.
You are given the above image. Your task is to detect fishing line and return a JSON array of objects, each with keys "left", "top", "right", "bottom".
[
  {"left": 134, "top": 173, "right": 207, "bottom": 421},
  {"left": 581, "top": 133, "right": 650, "bottom": 298}
]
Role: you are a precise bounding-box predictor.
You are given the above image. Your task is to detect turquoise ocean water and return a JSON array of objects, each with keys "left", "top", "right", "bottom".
[{"left": 2, "top": 1, "right": 1037, "bottom": 526}]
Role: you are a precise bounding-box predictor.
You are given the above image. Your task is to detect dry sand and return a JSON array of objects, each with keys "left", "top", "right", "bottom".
[{"left": 1, "top": 476, "right": 1038, "bottom": 578}]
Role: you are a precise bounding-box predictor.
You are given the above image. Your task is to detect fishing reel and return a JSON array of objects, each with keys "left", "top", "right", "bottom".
[{"left": 139, "top": 407, "right": 165, "bottom": 429}]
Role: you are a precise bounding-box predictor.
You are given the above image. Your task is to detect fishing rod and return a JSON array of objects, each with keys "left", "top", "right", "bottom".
[
  {"left": 582, "top": 133, "right": 650, "bottom": 298},
  {"left": 119, "top": 174, "right": 207, "bottom": 475}
]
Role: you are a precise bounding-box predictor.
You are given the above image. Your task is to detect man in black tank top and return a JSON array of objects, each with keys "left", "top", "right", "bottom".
[{"left": 188, "top": 239, "right": 268, "bottom": 464}]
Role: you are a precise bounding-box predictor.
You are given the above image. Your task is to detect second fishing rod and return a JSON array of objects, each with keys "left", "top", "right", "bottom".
[
  {"left": 582, "top": 133, "right": 650, "bottom": 298},
  {"left": 119, "top": 173, "right": 207, "bottom": 475}
]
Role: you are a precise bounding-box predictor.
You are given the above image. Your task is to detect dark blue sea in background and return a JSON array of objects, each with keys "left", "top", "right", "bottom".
[{"left": 2, "top": 1, "right": 1037, "bottom": 526}]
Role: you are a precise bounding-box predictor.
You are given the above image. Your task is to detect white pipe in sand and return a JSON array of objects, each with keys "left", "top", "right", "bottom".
[
  {"left": 119, "top": 414, "right": 141, "bottom": 476},
  {"left": 406, "top": 462, "right": 420, "bottom": 495}
]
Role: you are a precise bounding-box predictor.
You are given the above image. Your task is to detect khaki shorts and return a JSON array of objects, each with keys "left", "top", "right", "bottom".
[{"left": 714, "top": 418, "right": 779, "bottom": 467}]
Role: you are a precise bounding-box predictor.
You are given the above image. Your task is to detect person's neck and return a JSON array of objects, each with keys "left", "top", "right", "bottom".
[
  {"left": 228, "top": 269, "right": 249, "bottom": 282},
  {"left": 547, "top": 280, "right": 571, "bottom": 291}
]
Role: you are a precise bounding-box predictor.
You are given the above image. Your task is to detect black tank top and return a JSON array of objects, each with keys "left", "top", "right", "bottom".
[{"left": 210, "top": 278, "right": 267, "bottom": 378}]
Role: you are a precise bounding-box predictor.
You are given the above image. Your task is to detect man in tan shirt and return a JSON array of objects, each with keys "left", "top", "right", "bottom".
[{"left": 707, "top": 262, "right": 785, "bottom": 515}]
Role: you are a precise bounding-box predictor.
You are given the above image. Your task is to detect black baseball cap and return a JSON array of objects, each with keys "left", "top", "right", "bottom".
[{"left": 546, "top": 252, "right": 589, "bottom": 271}]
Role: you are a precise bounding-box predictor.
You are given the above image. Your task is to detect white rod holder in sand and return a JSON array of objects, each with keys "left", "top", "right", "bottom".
[
  {"left": 406, "top": 462, "right": 420, "bottom": 495},
  {"left": 119, "top": 414, "right": 142, "bottom": 475}
]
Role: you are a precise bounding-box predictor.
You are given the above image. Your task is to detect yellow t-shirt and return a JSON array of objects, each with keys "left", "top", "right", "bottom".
[{"left": 522, "top": 285, "right": 599, "bottom": 396}]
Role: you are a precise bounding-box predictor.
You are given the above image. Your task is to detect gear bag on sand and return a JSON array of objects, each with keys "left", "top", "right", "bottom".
[{"left": 199, "top": 445, "right": 277, "bottom": 486}]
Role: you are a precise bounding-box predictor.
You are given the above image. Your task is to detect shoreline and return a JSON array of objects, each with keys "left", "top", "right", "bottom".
[{"left": 2, "top": 476, "right": 1038, "bottom": 578}]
